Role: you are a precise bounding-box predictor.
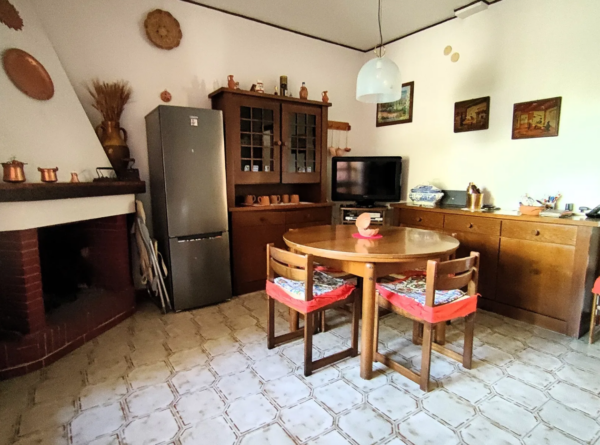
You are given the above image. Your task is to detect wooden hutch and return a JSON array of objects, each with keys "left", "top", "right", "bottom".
[{"left": 210, "top": 88, "right": 333, "bottom": 295}]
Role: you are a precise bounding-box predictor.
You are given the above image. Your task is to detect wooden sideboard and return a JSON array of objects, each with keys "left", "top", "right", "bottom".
[
  {"left": 230, "top": 204, "right": 332, "bottom": 295},
  {"left": 392, "top": 204, "right": 600, "bottom": 338}
]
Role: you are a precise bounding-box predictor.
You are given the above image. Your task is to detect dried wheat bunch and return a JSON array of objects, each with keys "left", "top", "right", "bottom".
[{"left": 87, "top": 79, "right": 132, "bottom": 122}]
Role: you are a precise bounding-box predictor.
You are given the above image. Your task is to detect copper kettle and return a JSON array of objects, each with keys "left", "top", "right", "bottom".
[
  {"left": 2, "top": 160, "right": 26, "bottom": 182},
  {"left": 38, "top": 167, "right": 58, "bottom": 183}
]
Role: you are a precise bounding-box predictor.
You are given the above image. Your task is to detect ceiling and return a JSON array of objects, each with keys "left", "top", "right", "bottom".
[{"left": 185, "top": 0, "right": 498, "bottom": 52}]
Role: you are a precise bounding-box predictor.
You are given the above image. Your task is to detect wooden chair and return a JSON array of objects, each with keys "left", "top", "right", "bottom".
[
  {"left": 589, "top": 277, "right": 600, "bottom": 343},
  {"left": 266, "top": 244, "right": 360, "bottom": 376},
  {"left": 373, "top": 252, "right": 480, "bottom": 391}
]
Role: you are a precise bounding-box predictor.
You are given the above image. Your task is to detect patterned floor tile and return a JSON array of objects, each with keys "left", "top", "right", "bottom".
[
  {"left": 280, "top": 400, "right": 334, "bottom": 442},
  {"left": 126, "top": 383, "right": 175, "bottom": 417},
  {"left": 217, "top": 369, "right": 262, "bottom": 401},
  {"left": 227, "top": 394, "right": 277, "bottom": 433},
  {"left": 239, "top": 423, "right": 295, "bottom": 445},
  {"left": 3, "top": 298, "right": 600, "bottom": 445},
  {"left": 422, "top": 389, "right": 475, "bottom": 427},
  {"left": 399, "top": 411, "right": 459, "bottom": 445},
  {"left": 180, "top": 416, "right": 236, "bottom": 445},
  {"left": 460, "top": 417, "right": 520, "bottom": 445},
  {"left": 314, "top": 380, "right": 363, "bottom": 414},
  {"left": 479, "top": 396, "right": 538, "bottom": 436},
  {"left": 339, "top": 405, "right": 393, "bottom": 445},
  {"left": 175, "top": 388, "right": 225, "bottom": 425},
  {"left": 538, "top": 400, "right": 600, "bottom": 442},
  {"left": 368, "top": 384, "right": 417, "bottom": 421},
  {"left": 263, "top": 375, "right": 311, "bottom": 407},
  {"left": 122, "top": 409, "right": 178, "bottom": 445}
]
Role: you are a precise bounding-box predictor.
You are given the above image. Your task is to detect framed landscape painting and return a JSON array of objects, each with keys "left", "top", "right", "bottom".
[
  {"left": 376, "top": 81, "right": 414, "bottom": 127},
  {"left": 454, "top": 96, "right": 490, "bottom": 133},
  {"left": 512, "top": 97, "right": 561, "bottom": 139}
]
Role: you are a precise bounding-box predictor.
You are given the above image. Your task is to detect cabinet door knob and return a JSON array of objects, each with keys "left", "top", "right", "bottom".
[
  {"left": 534, "top": 229, "right": 541, "bottom": 236},
  {"left": 468, "top": 223, "right": 474, "bottom": 229},
  {"left": 275, "top": 141, "right": 282, "bottom": 146},
  {"left": 417, "top": 217, "right": 422, "bottom": 222}
]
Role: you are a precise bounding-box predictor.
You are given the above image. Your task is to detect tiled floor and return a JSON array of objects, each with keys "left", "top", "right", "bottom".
[{"left": 2, "top": 291, "right": 600, "bottom": 445}]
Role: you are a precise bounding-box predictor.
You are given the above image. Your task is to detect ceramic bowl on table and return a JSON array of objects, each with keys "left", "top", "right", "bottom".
[{"left": 408, "top": 185, "right": 444, "bottom": 207}]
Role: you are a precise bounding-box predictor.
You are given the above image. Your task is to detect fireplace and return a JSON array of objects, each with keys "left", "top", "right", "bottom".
[{"left": 0, "top": 214, "right": 136, "bottom": 379}]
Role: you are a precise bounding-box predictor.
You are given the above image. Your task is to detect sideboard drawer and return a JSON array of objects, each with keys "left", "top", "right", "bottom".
[
  {"left": 444, "top": 214, "right": 501, "bottom": 236},
  {"left": 501, "top": 220, "right": 577, "bottom": 245},
  {"left": 398, "top": 209, "right": 444, "bottom": 229},
  {"left": 232, "top": 211, "right": 285, "bottom": 227},
  {"left": 285, "top": 208, "right": 331, "bottom": 225}
]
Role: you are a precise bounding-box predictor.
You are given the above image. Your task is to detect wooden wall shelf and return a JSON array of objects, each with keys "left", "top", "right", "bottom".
[{"left": 0, "top": 181, "right": 145, "bottom": 202}]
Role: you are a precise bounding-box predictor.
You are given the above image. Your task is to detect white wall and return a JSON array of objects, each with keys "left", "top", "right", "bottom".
[
  {"left": 0, "top": 0, "right": 110, "bottom": 183},
  {"left": 368, "top": 0, "right": 600, "bottom": 210},
  {"left": 33, "top": 0, "right": 372, "bottom": 224}
]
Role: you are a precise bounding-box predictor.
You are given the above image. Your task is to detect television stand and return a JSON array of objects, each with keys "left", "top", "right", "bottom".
[{"left": 340, "top": 206, "right": 388, "bottom": 226}]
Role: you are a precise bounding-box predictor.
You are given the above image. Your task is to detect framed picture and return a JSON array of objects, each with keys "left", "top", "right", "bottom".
[
  {"left": 376, "top": 81, "right": 414, "bottom": 127},
  {"left": 454, "top": 96, "right": 490, "bottom": 133},
  {"left": 512, "top": 97, "right": 561, "bottom": 139}
]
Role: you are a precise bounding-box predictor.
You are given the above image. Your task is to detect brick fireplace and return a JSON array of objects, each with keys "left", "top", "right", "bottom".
[{"left": 0, "top": 214, "right": 136, "bottom": 379}]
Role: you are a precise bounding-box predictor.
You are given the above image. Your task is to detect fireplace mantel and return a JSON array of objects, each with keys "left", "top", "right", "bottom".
[
  {"left": 0, "top": 181, "right": 144, "bottom": 232},
  {"left": 0, "top": 181, "right": 145, "bottom": 202}
]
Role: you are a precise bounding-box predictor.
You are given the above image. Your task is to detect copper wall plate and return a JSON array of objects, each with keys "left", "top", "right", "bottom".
[
  {"left": 0, "top": 0, "right": 23, "bottom": 31},
  {"left": 2, "top": 48, "right": 54, "bottom": 100},
  {"left": 144, "top": 9, "right": 182, "bottom": 50}
]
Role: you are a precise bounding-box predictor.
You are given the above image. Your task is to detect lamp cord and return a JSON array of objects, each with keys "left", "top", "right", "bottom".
[{"left": 378, "top": 0, "right": 383, "bottom": 50}]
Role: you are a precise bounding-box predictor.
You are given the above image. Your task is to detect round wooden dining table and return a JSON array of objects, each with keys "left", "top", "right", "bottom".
[{"left": 284, "top": 224, "right": 460, "bottom": 380}]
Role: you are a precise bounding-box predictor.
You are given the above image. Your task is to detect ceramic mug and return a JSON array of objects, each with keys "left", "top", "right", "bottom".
[
  {"left": 270, "top": 195, "right": 281, "bottom": 205},
  {"left": 258, "top": 196, "right": 270, "bottom": 206},
  {"left": 244, "top": 195, "right": 256, "bottom": 205},
  {"left": 282, "top": 194, "right": 290, "bottom": 204},
  {"left": 291, "top": 194, "right": 300, "bottom": 204}
]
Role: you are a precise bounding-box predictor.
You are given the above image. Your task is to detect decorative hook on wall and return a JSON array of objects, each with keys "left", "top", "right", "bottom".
[{"left": 327, "top": 121, "right": 352, "bottom": 156}]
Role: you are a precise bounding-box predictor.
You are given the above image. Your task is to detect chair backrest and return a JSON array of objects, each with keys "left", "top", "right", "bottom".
[
  {"left": 424, "top": 251, "right": 480, "bottom": 307},
  {"left": 267, "top": 243, "right": 315, "bottom": 301}
]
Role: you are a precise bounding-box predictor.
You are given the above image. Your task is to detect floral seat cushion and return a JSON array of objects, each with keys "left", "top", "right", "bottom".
[
  {"left": 266, "top": 270, "right": 356, "bottom": 314},
  {"left": 376, "top": 272, "right": 477, "bottom": 323}
]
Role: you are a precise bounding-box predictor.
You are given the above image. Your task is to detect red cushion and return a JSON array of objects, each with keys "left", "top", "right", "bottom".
[
  {"left": 376, "top": 274, "right": 477, "bottom": 324},
  {"left": 593, "top": 277, "right": 600, "bottom": 294},
  {"left": 266, "top": 280, "right": 355, "bottom": 314}
]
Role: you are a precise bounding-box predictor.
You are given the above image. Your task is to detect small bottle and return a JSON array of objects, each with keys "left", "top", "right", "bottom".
[
  {"left": 299, "top": 82, "right": 308, "bottom": 100},
  {"left": 279, "top": 75, "right": 288, "bottom": 97},
  {"left": 274, "top": 86, "right": 278, "bottom": 96}
]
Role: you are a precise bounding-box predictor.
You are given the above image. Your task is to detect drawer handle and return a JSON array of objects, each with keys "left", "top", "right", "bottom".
[
  {"left": 468, "top": 223, "right": 473, "bottom": 229},
  {"left": 417, "top": 217, "right": 423, "bottom": 222},
  {"left": 534, "top": 230, "right": 541, "bottom": 236}
]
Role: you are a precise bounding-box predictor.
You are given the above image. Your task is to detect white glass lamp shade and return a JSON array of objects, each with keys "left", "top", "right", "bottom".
[{"left": 356, "top": 56, "right": 402, "bottom": 103}]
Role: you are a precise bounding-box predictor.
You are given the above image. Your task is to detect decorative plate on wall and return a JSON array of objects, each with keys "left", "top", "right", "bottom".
[
  {"left": 2, "top": 48, "right": 54, "bottom": 100},
  {"left": 144, "top": 9, "right": 182, "bottom": 50},
  {"left": 0, "top": 0, "right": 23, "bottom": 30}
]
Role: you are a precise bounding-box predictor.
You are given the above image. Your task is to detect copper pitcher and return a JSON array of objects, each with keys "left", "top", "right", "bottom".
[
  {"left": 2, "top": 160, "right": 26, "bottom": 182},
  {"left": 38, "top": 167, "right": 58, "bottom": 182}
]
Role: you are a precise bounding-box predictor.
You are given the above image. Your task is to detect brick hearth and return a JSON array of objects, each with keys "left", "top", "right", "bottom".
[{"left": 0, "top": 215, "right": 136, "bottom": 379}]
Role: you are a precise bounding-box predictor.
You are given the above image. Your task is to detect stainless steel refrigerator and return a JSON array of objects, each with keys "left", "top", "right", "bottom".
[{"left": 145, "top": 106, "right": 232, "bottom": 311}]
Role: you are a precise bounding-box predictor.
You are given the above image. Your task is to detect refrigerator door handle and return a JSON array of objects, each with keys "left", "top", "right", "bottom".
[{"left": 176, "top": 232, "right": 225, "bottom": 242}]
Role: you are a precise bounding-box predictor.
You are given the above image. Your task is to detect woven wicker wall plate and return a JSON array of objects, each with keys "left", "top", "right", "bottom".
[
  {"left": 144, "top": 9, "right": 182, "bottom": 50},
  {"left": 3, "top": 48, "right": 54, "bottom": 100},
  {"left": 0, "top": 0, "right": 23, "bottom": 31}
]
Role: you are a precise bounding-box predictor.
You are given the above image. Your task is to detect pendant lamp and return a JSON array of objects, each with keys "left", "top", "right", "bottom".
[{"left": 356, "top": 0, "right": 402, "bottom": 103}]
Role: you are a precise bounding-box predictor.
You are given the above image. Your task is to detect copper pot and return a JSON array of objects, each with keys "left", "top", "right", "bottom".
[
  {"left": 38, "top": 167, "right": 58, "bottom": 182},
  {"left": 2, "top": 160, "right": 26, "bottom": 182}
]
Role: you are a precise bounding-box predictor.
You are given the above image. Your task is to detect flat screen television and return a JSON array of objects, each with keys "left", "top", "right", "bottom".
[{"left": 331, "top": 156, "right": 402, "bottom": 206}]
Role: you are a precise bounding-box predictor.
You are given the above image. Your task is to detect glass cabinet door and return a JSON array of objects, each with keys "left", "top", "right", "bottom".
[
  {"left": 281, "top": 103, "right": 322, "bottom": 184},
  {"left": 234, "top": 97, "right": 280, "bottom": 184}
]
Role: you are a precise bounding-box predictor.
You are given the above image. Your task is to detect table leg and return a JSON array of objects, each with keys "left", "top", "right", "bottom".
[{"left": 360, "top": 263, "right": 376, "bottom": 380}]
